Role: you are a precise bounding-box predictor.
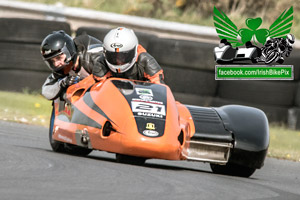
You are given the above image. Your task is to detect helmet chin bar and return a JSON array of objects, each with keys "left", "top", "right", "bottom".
[
  {"left": 106, "top": 55, "right": 136, "bottom": 74},
  {"left": 61, "top": 44, "right": 73, "bottom": 63},
  {"left": 62, "top": 62, "right": 74, "bottom": 74},
  {"left": 105, "top": 45, "right": 138, "bottom": 73}
]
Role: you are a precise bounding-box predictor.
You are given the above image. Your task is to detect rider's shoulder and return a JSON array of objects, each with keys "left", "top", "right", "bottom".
[
  {"left": 137, "top": 52, "right": 154, "bottom": 64},
  {"left": 74, "top": 34, "right": 103, "bottom": 51}
]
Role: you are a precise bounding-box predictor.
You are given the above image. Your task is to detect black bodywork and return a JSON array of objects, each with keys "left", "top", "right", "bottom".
[{"left": 186, "top": 105, "right": 269, "bottom": 169}]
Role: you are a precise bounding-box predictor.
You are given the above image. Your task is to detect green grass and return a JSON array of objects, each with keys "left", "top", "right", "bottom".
[
  {"left": 268, "top": 125, "right": 300, "bottom": 162},
  {"left": 0, "top": 90, "right": 299, "bottom": 161},
  {"left": 0, "top": 90, "right": 52, "bottom": 126}
]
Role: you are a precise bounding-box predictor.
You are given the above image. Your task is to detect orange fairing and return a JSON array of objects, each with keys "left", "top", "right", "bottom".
[
  {"left": 66, "top": 74, "right": 95, "bottom": 103},
  {"left": 52, "top": 76, "right": 194, "bottom": 160}
]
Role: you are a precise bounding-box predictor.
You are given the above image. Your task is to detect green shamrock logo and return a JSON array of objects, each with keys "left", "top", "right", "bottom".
[
  {"left": 213, "top": 6, "right": 293, "bottom": 47},
  {"left": 238, "top": 18, "right": 269, "bottom": 45}
]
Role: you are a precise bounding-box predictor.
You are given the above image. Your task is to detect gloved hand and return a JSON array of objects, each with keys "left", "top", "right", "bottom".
[{"left": 60, "top": 76, "right": 79, "bottom": 88}]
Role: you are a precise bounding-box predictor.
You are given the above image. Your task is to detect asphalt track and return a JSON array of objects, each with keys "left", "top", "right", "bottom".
[{"left": 0, "top": 120, "right": 299, "bottom": 200}]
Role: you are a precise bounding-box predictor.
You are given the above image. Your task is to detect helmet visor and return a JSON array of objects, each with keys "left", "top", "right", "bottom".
[{"left": 105, "top": 48, "right": 136, "bottom": 65}]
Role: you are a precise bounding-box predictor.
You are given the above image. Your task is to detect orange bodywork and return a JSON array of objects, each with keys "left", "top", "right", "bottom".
[{"left": 52, "top": 75, "right": 195, "bottom": 160}]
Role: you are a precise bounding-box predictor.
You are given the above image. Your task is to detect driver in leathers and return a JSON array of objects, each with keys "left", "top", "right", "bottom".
[
  {"left": 40, "top": 30, "right": 103, "bottom": 100},
  {"left": 92, "top": 27, "right": 164, "bottom": 84}
]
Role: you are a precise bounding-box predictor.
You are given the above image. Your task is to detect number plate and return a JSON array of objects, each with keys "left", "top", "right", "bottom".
[{"left": 131, "top": 101, "right": 166, "bottom": 116}]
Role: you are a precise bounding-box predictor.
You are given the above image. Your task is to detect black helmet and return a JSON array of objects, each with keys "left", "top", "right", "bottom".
[{"left": 41, "top": 30, "right": 77, "bottom": 72}]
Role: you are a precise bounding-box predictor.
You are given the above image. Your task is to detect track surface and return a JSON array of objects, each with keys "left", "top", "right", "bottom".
[{"left": 0, "top": 120, "right": 299, "bottom": 200}]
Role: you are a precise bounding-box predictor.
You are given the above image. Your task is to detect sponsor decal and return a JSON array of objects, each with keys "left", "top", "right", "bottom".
[
  {"left": 143, "top": 130, "right": 159, "bottom": 137},
  {"left": 139, "top": 95, "right": 153, "bottom": 101},
  {"left": 137, "top": 112, "right": 163, "bottom": 119},
  {"left": 58, "top": 134, "right": 72, "bottom": 143},
  {"left": 132, "top": 98, "right": 163, "bottom": 105},
  {"left": 135, "top": 88, "right": 153, "bottom": 96},
  {"left": 146, "top": 123, "right": 155, "bottom": 130},
  {"left": 110, "top": 43, "right": 123, "bottom": 48}
]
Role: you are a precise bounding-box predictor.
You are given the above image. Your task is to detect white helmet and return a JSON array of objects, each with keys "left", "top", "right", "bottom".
[
  {"left": 286, "top": 34, "right": 295, "bottom": 45},
  {"left": 103, "top": 27, "right": 138, "bottom": 73}
]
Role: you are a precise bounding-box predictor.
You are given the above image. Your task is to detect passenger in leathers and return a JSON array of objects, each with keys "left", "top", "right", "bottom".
[
  {"left": 41, "top": 28, "right": 164, "bottom": 101},
  {"left": 91, "top": 27, "right": 164, "bottom": 84},
  {"left": 40, "top": 30, "right": 103, "bottom": 100}
]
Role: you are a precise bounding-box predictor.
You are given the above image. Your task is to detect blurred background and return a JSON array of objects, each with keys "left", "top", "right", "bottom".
[
  {"left": 16, "top": 0, "right": 300, "bottom": 36},
  {"left": 0, "top": 0, "right": 300, "bottom": 130}
]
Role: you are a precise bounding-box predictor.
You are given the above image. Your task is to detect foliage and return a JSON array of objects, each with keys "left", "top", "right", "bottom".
[{"left": 19, "top": 0, "right": 300, "bottom": 39}]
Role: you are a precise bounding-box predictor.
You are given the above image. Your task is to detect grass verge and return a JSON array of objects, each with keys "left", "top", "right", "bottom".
[
  {"left": 0, "top": 90, "right": 299, "bottom": 161},
  {"left": 268, "top": 125, "right": 300, "bottom": 162},
  {"left": 0, "top": 90, "right": 52, "bottom": 126}
]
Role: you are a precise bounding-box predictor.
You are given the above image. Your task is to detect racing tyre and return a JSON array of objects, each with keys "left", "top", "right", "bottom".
[
  {"left": 49, "top": 107, "right": 67, "bottom": 153},
  {"left": 264, "top": 51, "right": 279, "bottom": 64},
  {"left": 49, "top": 107, "right": 92, "bottom": 156},
  {"left": 251, "top": 57, "right": 258, "bottom": 63},
  {"left": 64, "top": 144, "right": 93, "bottom": 156},
  {"left": 116, "top": 154, "right": 146, "bottom": 165},
  {"left": 210, "top": 163, "right": 256, "bottom": 178},
  {"left": 277, "top": 57, "right": 284, "bottom": 64}
]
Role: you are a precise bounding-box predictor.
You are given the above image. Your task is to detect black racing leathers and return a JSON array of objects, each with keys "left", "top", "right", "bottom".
[
  {"left": 93, "top": 45, "right": 164, "bottom": 84},
  {"left": 42, "top": 34, "right": 103, "bottom": 100}
]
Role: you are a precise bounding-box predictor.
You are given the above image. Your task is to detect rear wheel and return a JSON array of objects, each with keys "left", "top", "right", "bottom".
[
  {"left": 251, "top": 57, "right": 258, "bottom": 63},
  {"left": 210, "top": 163, "right": 256, "bottom": 178},
  {"left": 116, "top": 154, "right": 146, "bottom": 165}
]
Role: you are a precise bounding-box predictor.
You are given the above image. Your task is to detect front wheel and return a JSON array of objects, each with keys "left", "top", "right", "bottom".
[
  {"left": 64, "top": 144, "right": 93, "bottom": 156},
  {"left": 116, "top": 154, "right": 146, "bottom": 165},
  {"left": 49, "top": 106, "right": 92, "bottom": 156},
  {"left": 264, "top": 51, "right": 279, "bottom": 64},
  {"left": 49, "top": 107, "right": 66, "bottom": 153},
  {"left": 210, "top": 163, "right": 256, "bottom": 178}
]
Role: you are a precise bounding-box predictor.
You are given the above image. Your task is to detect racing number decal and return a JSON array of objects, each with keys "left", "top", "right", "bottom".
[
  {"left": 132, "top": 101, "right": 166, "bottom": 116},
  {"left": 113, "top": 82, "right": 167, "bottom": 137},
  {"left": 136, "top": 103, "right": 152, "bottom": 111}
]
